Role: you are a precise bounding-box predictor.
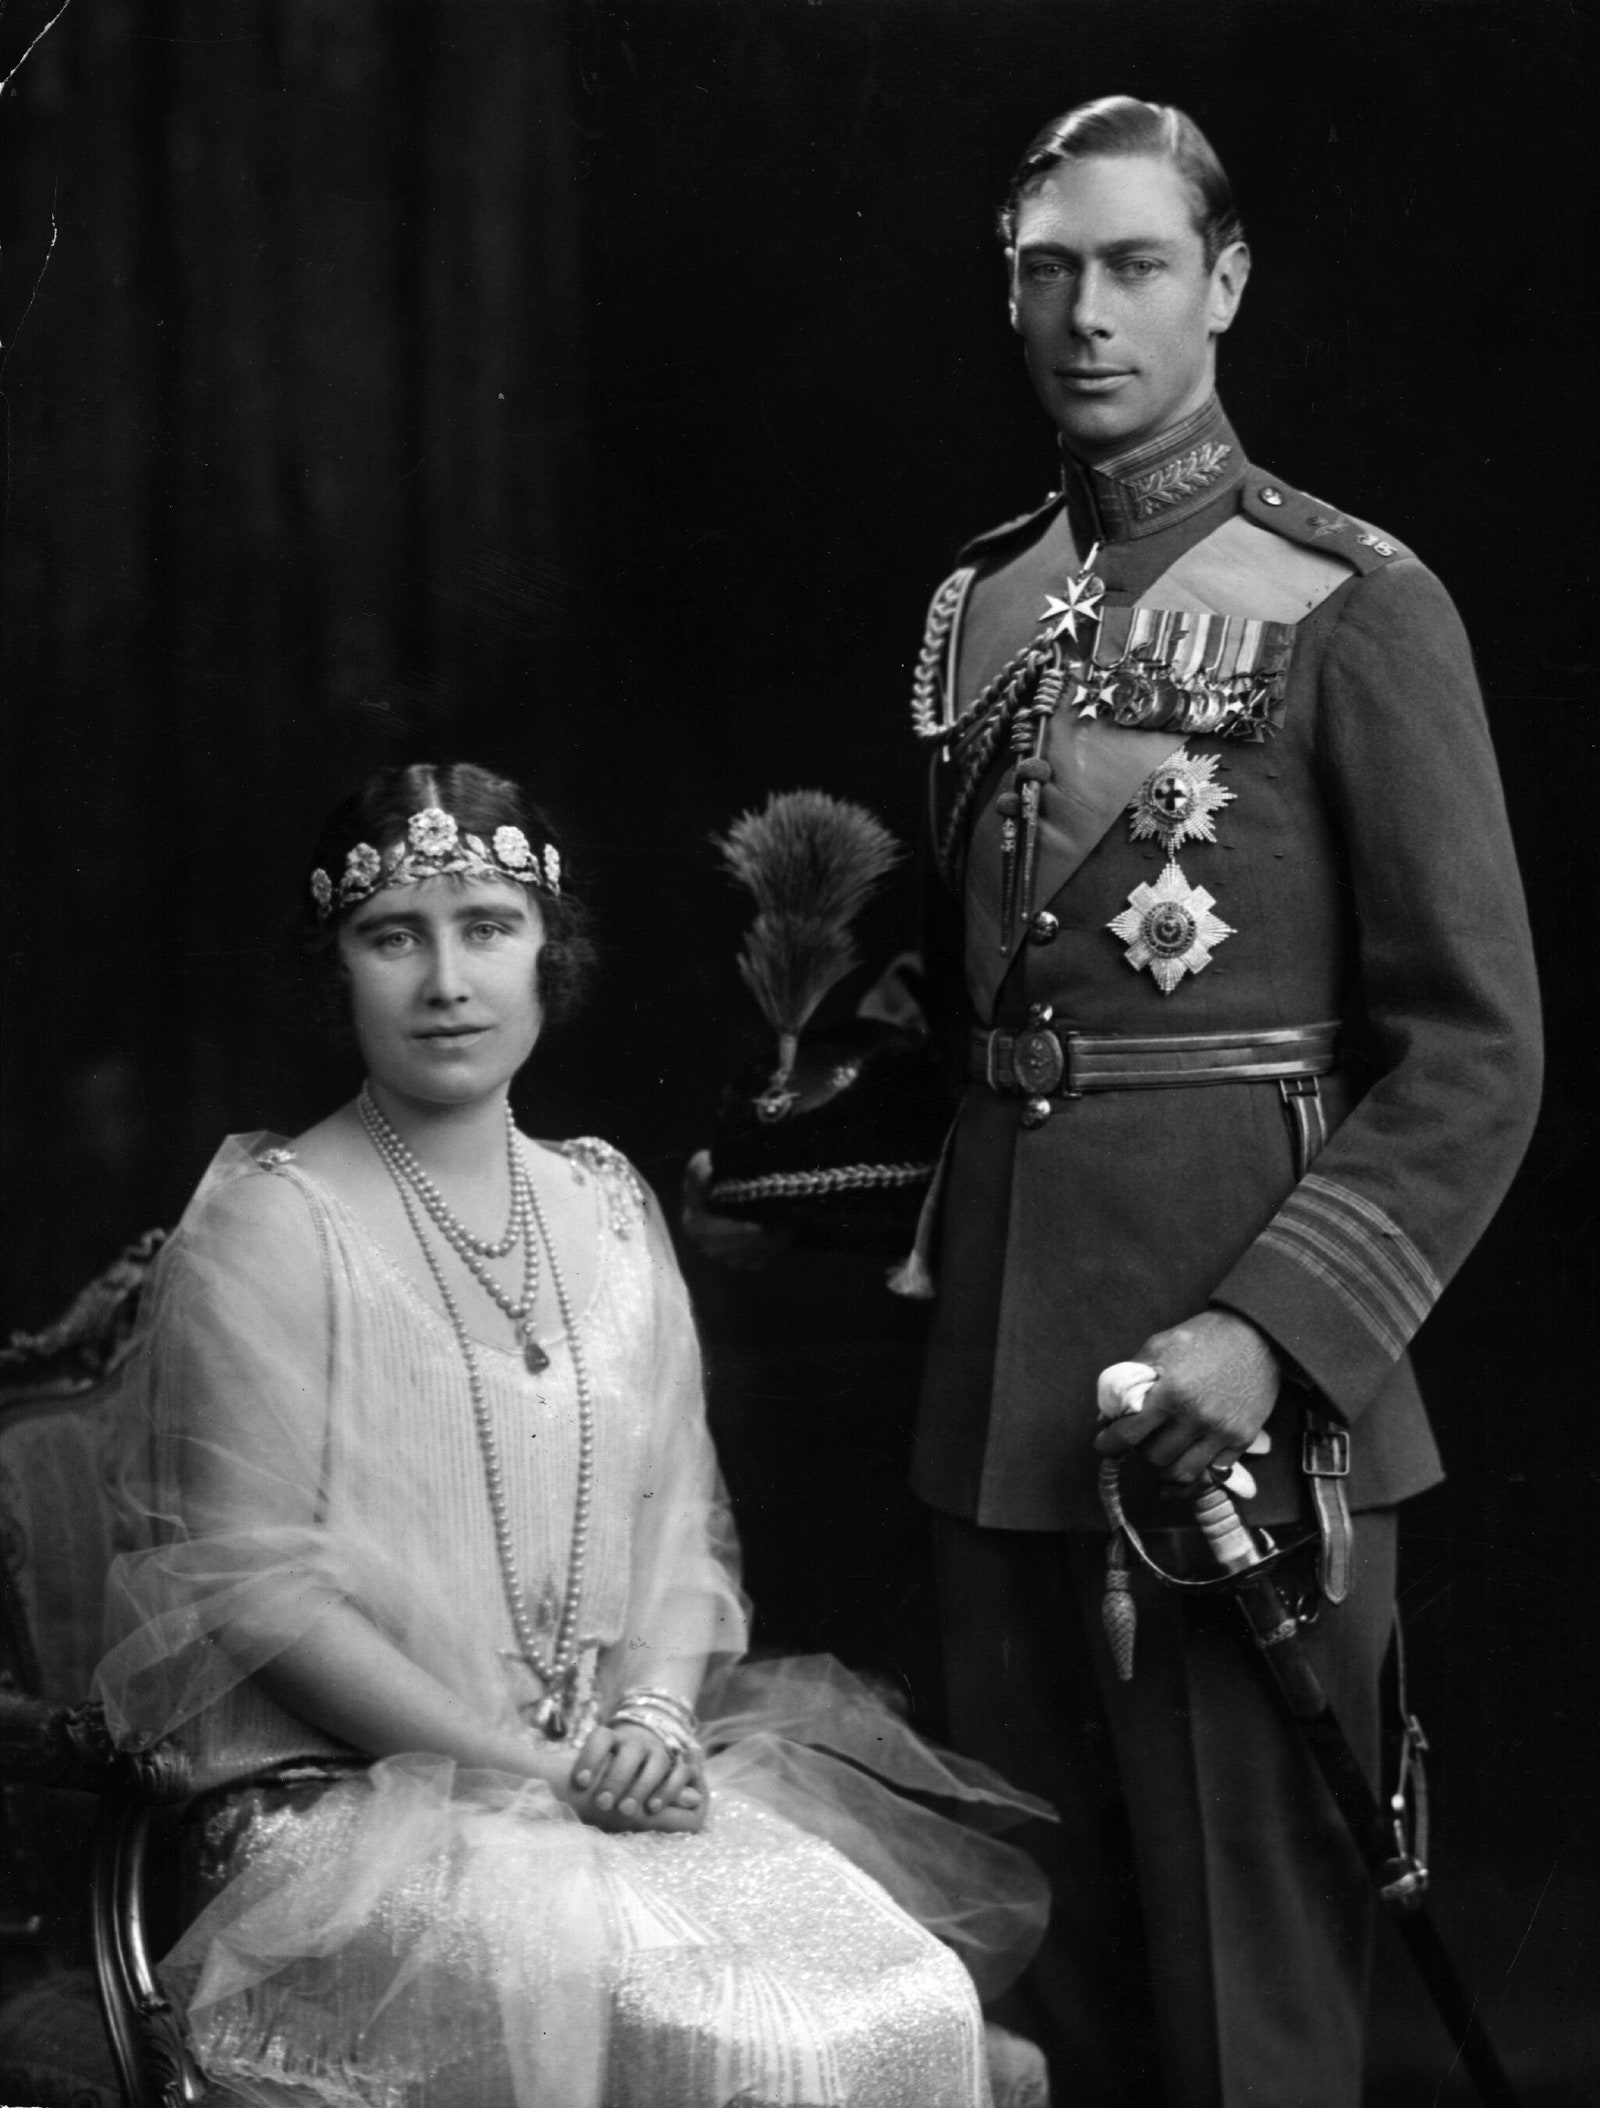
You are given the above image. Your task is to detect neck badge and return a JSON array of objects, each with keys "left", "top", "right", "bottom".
[{"left": 1039, "top": 545, "right": 1105, "bottom": 646}]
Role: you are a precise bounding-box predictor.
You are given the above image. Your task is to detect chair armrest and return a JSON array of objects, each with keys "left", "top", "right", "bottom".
[
  {"left": 0, "top": 1690, "right": 191, "bottom": 1800},
  {"left": 93, "top": 1786, "right": 209, "bottom": 2106},
  {"left": 1, "top": 1691, "right": 206, "bottom": 2105}
]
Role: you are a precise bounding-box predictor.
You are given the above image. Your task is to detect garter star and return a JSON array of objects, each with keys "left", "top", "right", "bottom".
[{"left": 1108, "top": 861, "right": 1236, "bottom": 994}]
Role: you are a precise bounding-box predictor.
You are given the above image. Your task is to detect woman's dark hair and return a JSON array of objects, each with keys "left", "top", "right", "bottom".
[
  {"left": 300, "top": 761, "right": 596, "bottom": 1034},
  {"left": 997, "top": 96, "right": 1244, "bottom": 268}
]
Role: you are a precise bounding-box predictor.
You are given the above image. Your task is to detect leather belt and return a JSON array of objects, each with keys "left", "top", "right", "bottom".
[{"left": 972, "top": 1020, "right": 1339, "bottom": 1097}]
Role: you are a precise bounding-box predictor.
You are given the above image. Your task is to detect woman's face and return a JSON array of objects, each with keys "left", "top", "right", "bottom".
[{"left": 337, "top": 874, "right": 546, "bottom": 1107}]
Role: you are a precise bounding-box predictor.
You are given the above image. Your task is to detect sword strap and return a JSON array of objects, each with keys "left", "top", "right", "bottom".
[{"left": 1277, "top": 1069, "right": 1355, "bottom": 1606}]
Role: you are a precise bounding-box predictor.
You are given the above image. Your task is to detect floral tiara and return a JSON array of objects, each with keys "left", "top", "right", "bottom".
[{"left": 309, "top": 806, "right": 562, "bottom": 921}]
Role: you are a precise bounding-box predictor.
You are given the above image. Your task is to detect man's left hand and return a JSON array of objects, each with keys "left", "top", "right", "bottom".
[{"left": 1092, "top": 1310, "right": 1281, "bottom": 1488}]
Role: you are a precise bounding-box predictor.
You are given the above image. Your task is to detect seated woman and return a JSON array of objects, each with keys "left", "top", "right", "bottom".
[{"left": 94, "top": 763, "right": 1048, "bottom": 2108}]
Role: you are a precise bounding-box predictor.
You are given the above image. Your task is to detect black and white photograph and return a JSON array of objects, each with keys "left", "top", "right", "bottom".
[{"left": 1, "top": 4, "right": 1594, "bottom": 2104}]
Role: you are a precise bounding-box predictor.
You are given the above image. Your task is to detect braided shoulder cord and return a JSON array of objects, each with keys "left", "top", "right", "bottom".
[
  {"left": 936, "top": 642, "right": 1059, "bottom": 878},
  {"left": 910, "top": 567, "right": 975, "bottom": 741}
]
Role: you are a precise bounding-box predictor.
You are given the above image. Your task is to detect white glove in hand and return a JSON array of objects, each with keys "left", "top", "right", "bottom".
[{"left": 1095, "top": 1359, "right": 1271, "bottom": 1500}]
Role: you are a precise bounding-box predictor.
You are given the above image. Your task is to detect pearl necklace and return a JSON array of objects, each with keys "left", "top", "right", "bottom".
[
  {"left": 358, "top": 1090, "right": 595, "bottom": 1741},
  {"left": 359, "top": 1088, "right": 547, "bottom": 1372}
]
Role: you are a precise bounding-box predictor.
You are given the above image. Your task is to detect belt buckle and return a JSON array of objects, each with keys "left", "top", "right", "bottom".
[
  {"left": 1302, "top": 1427, "right": 1351, "bottom": 1477},
  {"left": 1012, "top": 1019, "right": 1066, "bottom": 1097}
]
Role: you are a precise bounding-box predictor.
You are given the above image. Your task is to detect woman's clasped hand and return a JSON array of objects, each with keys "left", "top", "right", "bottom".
[{"left": 569, "top": 1718, "right": 705, "bottom": 1828}]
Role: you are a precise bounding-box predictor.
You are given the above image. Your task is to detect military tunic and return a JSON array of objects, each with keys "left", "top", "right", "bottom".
[
  {"left": 905, "top": 396, "right": 1541, "bottom": 2106},
  {"left": 910, "top": 396, "right": 1541, "bottom": 1531}
]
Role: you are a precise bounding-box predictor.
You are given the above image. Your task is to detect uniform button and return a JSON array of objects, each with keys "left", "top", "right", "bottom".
[
  {"left": 1021, "top": 1096, "right": 1053, "bottom": 1129},
  {"left": 1260, "top": 486, "right": 1285, "bottom": 507},
  {"left": 1028, "top": 910, "right": 1060, "bottom": 945}
]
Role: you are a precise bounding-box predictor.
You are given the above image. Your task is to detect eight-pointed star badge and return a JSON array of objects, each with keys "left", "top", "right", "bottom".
[
  {"left": 1127, "top": 745, "right": 1235, "bottom": 856},
  {"left": 1108, "top": 861, "right": 1236, "bottom": 993}
]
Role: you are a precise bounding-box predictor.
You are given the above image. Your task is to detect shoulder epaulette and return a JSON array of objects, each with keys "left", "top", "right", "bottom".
[
  {"left": 955, "top": 490, "right": 1067, "bottom": 569},
  {"left": 1240, "top": 473, "right": 1415, "bottom": 577}
]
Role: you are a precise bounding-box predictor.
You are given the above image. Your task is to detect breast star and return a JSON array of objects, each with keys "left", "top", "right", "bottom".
[
  {"left": 1127, "top": 746, "right": 1235, "bottom": 855},
  {"left": 1107, "top": 860, "right": 1236, "bottom": 993}
]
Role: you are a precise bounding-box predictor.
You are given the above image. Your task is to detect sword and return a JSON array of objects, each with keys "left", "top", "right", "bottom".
[{"left": 1097, "top": 1443, "right": 1520, "bottom": 2108}]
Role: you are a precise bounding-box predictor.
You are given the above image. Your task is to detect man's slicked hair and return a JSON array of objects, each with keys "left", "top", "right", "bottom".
[{"left": 998, "top": 96, "right": 1244, "bottom": 268}]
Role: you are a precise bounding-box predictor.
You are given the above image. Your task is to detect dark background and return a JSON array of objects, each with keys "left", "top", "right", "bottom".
[{"left": 2, "top": 1, "right": 1595, "bottom": 2097}]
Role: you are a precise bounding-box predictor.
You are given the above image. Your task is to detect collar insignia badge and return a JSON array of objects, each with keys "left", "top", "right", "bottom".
[
  {"left": 1108, "top": 862, "right": 1236, "bottom": 993},
  {"left": 1039, "top": 544, "right": 1105, "bottom": 647},
  {"left": 1308, "top": 512, "right": 1344, "bottom": 536},
  {"left": 1128, "top": 746, "right": 1235, "bottom": 857},
  {"left": 1125, "top": 440, "right": 1233, "bottom": 521}
]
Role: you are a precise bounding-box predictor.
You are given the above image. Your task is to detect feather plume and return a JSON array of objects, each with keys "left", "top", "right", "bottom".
[
  {"left": 735, "top": 915, "right": 858, "bottom": 1043},
  {"left": 716, "top": 791, "right": 902, "bottom": 928},
  {"left": 715, "top": 793, "right": 903, "bottom": 1041}
]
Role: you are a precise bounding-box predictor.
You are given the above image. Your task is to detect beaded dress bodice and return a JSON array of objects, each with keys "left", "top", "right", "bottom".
[{"left": 181, "top": 1138, "right": 655, "bottom": 1790}]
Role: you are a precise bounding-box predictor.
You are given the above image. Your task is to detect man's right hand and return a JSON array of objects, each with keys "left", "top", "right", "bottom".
[{"left": 679, "top": 1149, "right": 795, "bottom": 1271}]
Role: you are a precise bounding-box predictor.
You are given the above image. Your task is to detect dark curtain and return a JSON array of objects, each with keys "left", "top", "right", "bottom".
[
  {"left": 3, "top": 2, "right": 1595, "bottom": 2096},
  {"left": 2, "top": 0, "right": 591, "bottom": 1269}
]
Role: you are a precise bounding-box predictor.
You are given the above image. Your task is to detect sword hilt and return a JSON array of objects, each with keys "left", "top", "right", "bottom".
[{"left": 1190, "top": 1481, "right": 1264, "bottom": 1575}]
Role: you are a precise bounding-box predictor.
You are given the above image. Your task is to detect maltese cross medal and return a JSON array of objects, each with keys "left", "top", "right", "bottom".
[
  {"left": 1128, "top": 746, "right": 1234, "bottom": 856},
  {"left": 1108, "top": 861, "right": 1236, "bottom": 993},
  {"left": 1039, "top": 543, "right": 1105, "bottom": 648}
]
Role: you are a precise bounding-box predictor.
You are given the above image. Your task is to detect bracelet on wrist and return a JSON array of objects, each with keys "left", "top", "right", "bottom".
[
  {"left": 606, "top": 1688, "right": 702, "bottom": 1762},
  {"left": 608, "top": 1709, "right": 698, "bottom": 1761},
  {"left": 611, "top": 1687, "right": 699, "bottom": 1735}
]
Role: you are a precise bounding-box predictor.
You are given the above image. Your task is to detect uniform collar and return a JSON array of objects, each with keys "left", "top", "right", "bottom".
[{"left": 1058, "top": 396, "right": 1244, "bottom": 544}]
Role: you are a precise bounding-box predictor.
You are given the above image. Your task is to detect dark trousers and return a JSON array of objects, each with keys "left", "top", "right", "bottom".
[{"left": 934, "top": 1509, "right": 1398, "bottom": 2108}]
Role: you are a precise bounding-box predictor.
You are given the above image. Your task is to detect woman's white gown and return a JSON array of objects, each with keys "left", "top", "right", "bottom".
[{"left": 96, "top": 1135, "right": 1045, "bottom": 2107}]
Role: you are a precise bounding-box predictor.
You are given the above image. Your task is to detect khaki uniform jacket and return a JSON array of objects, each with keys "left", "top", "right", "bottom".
[{"left": 910, "top": 400, "right": 1542, "bottom": 1532}]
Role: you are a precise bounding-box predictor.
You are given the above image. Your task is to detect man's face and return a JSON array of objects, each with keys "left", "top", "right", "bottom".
[{"left": 1008, "top": 153, "right": 1249, "bottom": 461}]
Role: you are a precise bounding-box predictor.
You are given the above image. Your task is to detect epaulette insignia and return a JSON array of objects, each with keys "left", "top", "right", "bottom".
[
  {"left": 560, "top": 1136, "right": 650, "bottom": 1237},
  {"left": 956, "top": 490, "right": 1067, "bottom": 567},
  {"left": 1241, "top": 477, "right": 1411, "bottom": 574}
]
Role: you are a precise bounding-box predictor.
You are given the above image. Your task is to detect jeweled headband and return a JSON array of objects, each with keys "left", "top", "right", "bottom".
[{"left": 309, "top": 805, "right": 562, "bottom": 921}]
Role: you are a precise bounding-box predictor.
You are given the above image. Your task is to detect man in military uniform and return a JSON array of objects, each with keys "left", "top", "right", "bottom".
[{"left": 908, "top": 98, "right": 1541, "bottom": 2104}]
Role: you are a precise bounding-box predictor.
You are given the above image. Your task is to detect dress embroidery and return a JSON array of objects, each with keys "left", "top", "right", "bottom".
[{"left": 559, "top": 1137, "right": 650, "bottom": 1238}]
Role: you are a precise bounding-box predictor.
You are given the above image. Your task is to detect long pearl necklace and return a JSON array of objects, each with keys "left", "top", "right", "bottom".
[
  {"left": 358, "top": 1088, "right": 595, "bottom": 1741},
  {"left": 359, "top": 1087, "right": 548, "bottom": 1373}
]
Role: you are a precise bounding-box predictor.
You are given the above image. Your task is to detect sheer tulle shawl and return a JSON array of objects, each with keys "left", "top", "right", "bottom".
[{"left": 96, "top": 1136, "right": 747, "bottom": 1752}]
